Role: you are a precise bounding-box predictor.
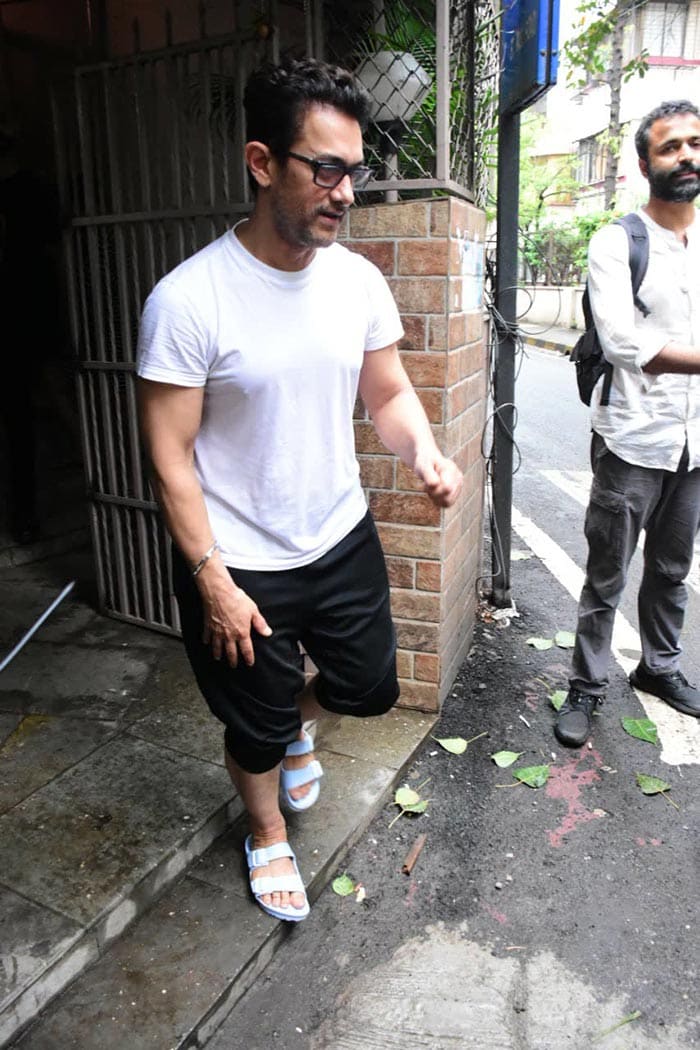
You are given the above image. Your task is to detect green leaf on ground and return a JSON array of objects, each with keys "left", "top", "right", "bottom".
[
  {"left": 389, "top": 784, "right": 431, "bottom": 828},
  {"left": 511, "top": 550, "right": 532, "bottom": 561},
  {"left": 554, "top": 630, "right": 576, "bottom": 649},
  {"left": 332, "top": 873, "right": 356, "bottom": 896},
  {"left": 592, "top": 1010, "right": 642, "bottom": 1042},
  {"left": 513, "top": 764, "right": 550, "bottom": 788},
  {"left": 491, "top": 750, "right": 523, "bottom": 768},
  {"left": 402, "top": 799, "right": 429, "bottom": 814},
  {"left": 526, "top": 637, "right": 553, "bottom": 651},
  {"left": 394, "top": 787, "right": 420, "bottom": 807},
  {"left": 433, "top": 736, "right": 468, "bottom": 755},
  {"left": 622, "top": 717, "right": 658, "bottom": 745},
  {"left": 635, "top": 772, "right": 670, "bottom": 796},
  {"left": 549, "top": 689, "right": 567, "bottom": 712}
]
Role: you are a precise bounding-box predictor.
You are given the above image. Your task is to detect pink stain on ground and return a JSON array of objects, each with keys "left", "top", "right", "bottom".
[
  {"left": 545, "top": 749, "right": 605, "bottom": 848},
  {"left": 524, "top": 692, "right": 539, "bottom": 713},
  {"left": 637, "top": 837, "right": 663, "bottom": 847},
  {"left": 483, "top": 903, "right": 508, "bottom": 924}
]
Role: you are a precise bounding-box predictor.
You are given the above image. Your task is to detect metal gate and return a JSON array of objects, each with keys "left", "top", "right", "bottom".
[
  {"left": 53, "top": 17, "right": 280, "bottom": 633},
  {"left": 52, "top": 1, "right": 496, "bottom": 633}
]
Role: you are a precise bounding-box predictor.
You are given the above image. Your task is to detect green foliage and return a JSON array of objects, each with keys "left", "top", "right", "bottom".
[
  {"left": 563, "top": 1, "right": 648, "bottom": 90},
  {"left": 519, "top": 114, "right": 578, "bottom": 232},
  {"left": 520, "top": 210, "right": 617, "bottom": 287}
]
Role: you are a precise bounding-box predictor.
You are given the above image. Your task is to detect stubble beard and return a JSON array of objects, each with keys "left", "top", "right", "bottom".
[
  {"left": 647, "top": 162, "right": 700, "bottom": 203},
  {"left": 271, "top": 199, "right": 339, "bottom": 251}
]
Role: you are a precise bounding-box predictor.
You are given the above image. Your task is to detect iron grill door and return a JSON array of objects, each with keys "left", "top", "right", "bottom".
[{"left": 54, "top": 25, "right": 268, "bottom": 632}]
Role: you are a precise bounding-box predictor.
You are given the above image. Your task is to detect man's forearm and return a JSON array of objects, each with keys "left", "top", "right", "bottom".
[
  {"left": 150, "top": 463, "right": 225, "bottom": 576},
  {"left": 369, "top": 386, "right": 440, "bottom": 469},
  {"left": 643, "top": 342, "right": 700, "bottom": 375}
]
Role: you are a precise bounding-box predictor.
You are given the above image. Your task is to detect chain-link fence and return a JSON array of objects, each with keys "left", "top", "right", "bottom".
[{"left": 321, "top": 0, "right": 499, "bottom": 204}]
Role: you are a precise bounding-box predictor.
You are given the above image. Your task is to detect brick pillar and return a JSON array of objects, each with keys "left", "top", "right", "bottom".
[{"left": 340, "top": 196, "right": 488, "bottom": 713}]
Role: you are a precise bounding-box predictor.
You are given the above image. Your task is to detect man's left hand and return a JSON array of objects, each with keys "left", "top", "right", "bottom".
[{"left": 415, "top": 454, "right": 463, "bottom": 508}]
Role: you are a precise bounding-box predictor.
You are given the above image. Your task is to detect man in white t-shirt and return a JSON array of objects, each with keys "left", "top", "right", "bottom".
[
  {"left": 137, "top": 59, "right": 462, "bottom": 922},
  {"left": 555, "top": 100, "right": 700, "bottom": 749}
]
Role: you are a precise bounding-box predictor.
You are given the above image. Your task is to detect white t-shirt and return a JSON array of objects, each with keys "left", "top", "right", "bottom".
[{"left": 136, "top": 228, "right": 404, "bottom": 569}]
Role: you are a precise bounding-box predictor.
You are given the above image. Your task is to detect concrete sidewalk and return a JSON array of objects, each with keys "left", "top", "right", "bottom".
[
  {"left": 0, "top": 548, "right": 434, "bottom": 1048},
  {"left": 519, "top": 323, "right": 580, "bottom": 355}
]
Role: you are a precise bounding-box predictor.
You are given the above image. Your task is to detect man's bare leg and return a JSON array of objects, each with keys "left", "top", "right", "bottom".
[
  {"left": 284, "top": 674, "right": 325, "bottom": 802},
  {"left": 225, "top": 749, "right": 306, "bottom": 912}
]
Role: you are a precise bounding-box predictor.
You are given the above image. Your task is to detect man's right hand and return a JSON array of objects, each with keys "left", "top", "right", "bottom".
[{"left": 196, "top": 568, "right": 272, "bottom": 667}]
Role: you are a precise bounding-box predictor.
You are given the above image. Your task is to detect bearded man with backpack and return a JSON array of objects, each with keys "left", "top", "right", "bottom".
[{"left": 555, "top": 99, "right": 700, "bottom": 748}]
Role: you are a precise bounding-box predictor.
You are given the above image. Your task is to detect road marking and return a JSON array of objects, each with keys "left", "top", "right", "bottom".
[
  {"left": 542, "top": 468, "right": 700, "bottom": 596},
  {"left": 512, "top": 504, "right": 700, "bottom": 766}
]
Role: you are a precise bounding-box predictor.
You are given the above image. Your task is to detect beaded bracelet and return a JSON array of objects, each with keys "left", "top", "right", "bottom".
[{"left": 192, "top": 540, "right": 220, "bottom": 577}]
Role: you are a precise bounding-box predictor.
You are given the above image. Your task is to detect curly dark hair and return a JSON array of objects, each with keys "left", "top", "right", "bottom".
[
  {"left": 243, "top": 58, "right": 372, "bottom": 162},
  {"left": 634, "top": 99, "right": 700, "bottom": 161}
]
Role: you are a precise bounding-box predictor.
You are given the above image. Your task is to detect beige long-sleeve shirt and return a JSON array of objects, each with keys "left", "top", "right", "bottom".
[{"left": 588, "top": 208, "right": 700, "bottom": 471}]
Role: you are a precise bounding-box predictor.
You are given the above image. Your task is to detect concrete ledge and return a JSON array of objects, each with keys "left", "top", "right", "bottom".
[
  {"left": 0, "top": 797, "right": 243, "bottom": 1049},
  {"left": 8, "top": 709, "right": 435, "bottom": 1049}
]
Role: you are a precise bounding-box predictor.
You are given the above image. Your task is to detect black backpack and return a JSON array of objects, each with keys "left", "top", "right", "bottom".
[{"left": 571, "top": 213, "right": 650, "bottom": 406}]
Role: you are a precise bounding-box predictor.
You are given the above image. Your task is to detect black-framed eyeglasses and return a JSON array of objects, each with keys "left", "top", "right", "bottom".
[{"left": 286, "top": 151, "right": 373, "bottom": 190}]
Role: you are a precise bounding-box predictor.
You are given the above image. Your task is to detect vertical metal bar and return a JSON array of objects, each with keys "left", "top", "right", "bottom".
[
  {"left": 219, "top": 44, "right": 231, "bottom": 205},
  {"left": 491, "top": 106, "right": 520, "bottom": 607},
  {"left": 166, "top": 46, "right": 184, "bottom": 210},
  {"left": 236, "top": 53, "right": 249, "bottom": 203},
  {"left": 435, "top": 0, "right": 449, "bottom": 181},
  {"left": 75, "top": 73, "right": 109, "bottom": 363},
  {"left": 269, "top": 0, "right": 280, "bottom": 62},
  {"left": 313, "top": 0, "right": 324, "bottom": 60},
  {"left": 304, "top": 0, "right": 313, "bottom": 57},
  {"left": 98, "top": 369, "right": 131, "bottom": 613},
  {"left": 467, "top": 0, "right": 476, "bottom": 190},
  {"left": 137, "top": 506, "right": 156, "bottom": 624},
  {"left": 184, "top": 51, "right": 197, "bottom": 207},
  {"left": 132, "top": 58, "right": 152, "bottom": 213},
  {"left": 51, "top": 88, "right": 82, "bottom": 364},
  {"left": 200, "top": 45, "right": 216, "bottom": 206}
]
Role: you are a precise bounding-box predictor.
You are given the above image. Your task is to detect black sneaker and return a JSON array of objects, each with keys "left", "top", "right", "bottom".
[
  {"left": 554, "top": 689, "right": 603, "bottom": 747},
  {"left": 629, "top": 665, "right": 700, "bottom": 717}
]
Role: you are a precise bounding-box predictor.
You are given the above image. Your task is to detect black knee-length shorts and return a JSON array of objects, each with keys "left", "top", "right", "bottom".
[{"left": 172, "top": 511, "right": 399, "bottom": 774}]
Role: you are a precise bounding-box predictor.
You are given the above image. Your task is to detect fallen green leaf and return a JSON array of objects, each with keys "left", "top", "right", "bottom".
[
  {"left": 491, "top": 750, "right": 523, "bottom": 768},
  {"left": 622, "top": 717, "right": 658, "bottom": 745},
  {"left": 433, "top": 736, "right": 468, "bottom": 755},
  {"left": 513, "top": 764, "right": 550, "bottom": 788},
  {"left": 394, "top": 786, "right": 420, "bottom": 807},
  {"left": 554, "top": 630, "right": 576, "bottom": 648},
  {"left": 402, "top": 799, "right": 429, "bottom": 814},
  {"left": 549, "top": 689, "right": 567, "bottom": 712},
  {"left": 526, "top": 637, "right": 553, "bottom": 651},
  {"left": 592, "top": 1009, "right": 642, "bottom": 1042},
  {"left": 332, "top": 873, "right": 355, "bottom": 896},
  {"left": 389, "top": 784, "right": 431, "bottom": 828},
  {"left": 635, "top": 772, "right": 670, "bottom": 796}
]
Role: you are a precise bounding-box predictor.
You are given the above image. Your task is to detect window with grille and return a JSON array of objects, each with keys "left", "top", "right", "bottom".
[
  {"left": 577, "top": 134, "right": 606, "bottom": 185},
  {"left": 637, "top": 1, "right": 688, "bottom": 57}
]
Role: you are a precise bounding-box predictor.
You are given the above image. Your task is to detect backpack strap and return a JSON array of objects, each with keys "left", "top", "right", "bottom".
[
  {"left": 597, "top": 213, "right": 651, "bottom": 405},
  {"left": 615, "top": 213, "right": 650, "bottom": 317}
]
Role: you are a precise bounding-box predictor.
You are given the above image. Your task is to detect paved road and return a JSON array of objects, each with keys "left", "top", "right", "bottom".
[
  {"left": 514, "top": 346, "right": 700, "bottom": 765},
  {"left": 204, "top": 346, "right": 699, "bottom": 1050}
]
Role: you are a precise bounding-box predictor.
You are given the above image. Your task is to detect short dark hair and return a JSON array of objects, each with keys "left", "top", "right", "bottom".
[
  {"left": 634, "top": 99, "right": 700, "bottom": 161},
  {"left": 243, "top": 58, "right": 372, "bottom": 162}
]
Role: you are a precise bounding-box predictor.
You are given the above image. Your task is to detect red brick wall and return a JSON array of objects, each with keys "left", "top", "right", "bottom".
[{"left": 340, "top": 197, "right": 487, "bottom": 712}]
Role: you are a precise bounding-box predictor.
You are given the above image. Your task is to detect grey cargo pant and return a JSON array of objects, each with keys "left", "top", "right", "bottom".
[{"left": 570, "top": 433, "right": 700, "bottom": 694}]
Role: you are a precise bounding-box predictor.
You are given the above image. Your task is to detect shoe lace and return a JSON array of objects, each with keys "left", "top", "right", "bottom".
[{"left": 569, "top": 691, "right": 602, "bottom": 712}]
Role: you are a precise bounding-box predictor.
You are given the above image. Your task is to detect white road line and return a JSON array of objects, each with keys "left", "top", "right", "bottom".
[
  {"left": 542, "top": 468, "right": 700, "bottom": 596},
  {"left": 512, "top": 504, "right": 700, "bottom": 766}
]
